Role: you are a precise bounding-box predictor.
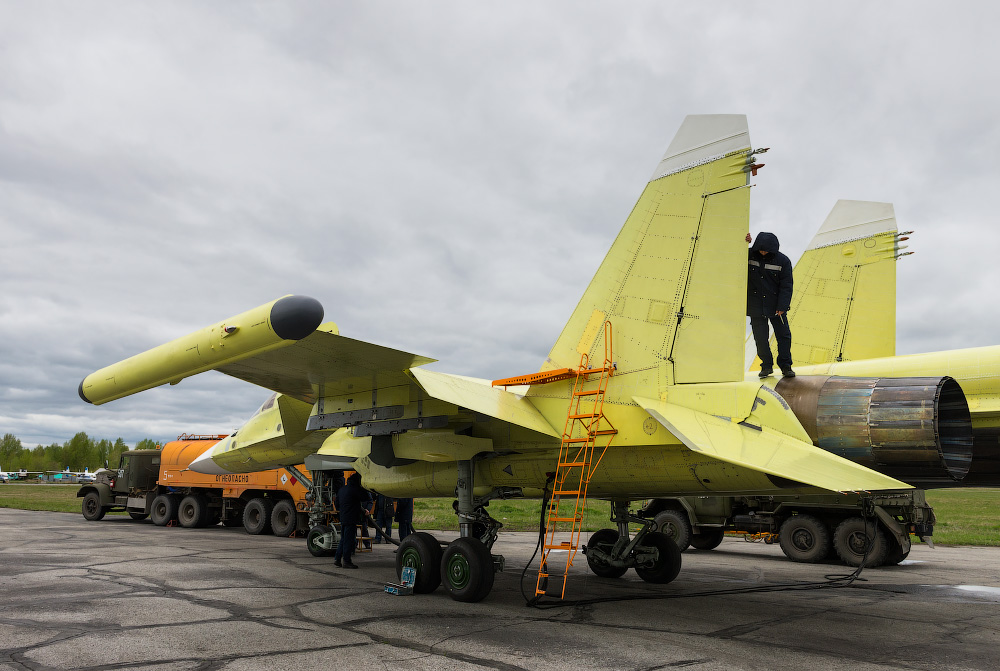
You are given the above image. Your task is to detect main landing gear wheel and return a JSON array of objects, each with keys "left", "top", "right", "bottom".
[
  {"left": 306, "top": 525, "right": 338, "bottom": 557},
  {"left": 81, "top": 492, "right": 106, "bottom": 521},
  {"left": 778, "top": 514, "right": 830, "bottom": 563},
  {"left": 689, "top": 528, "right": 725, "bottom": 551},
  {"left": 654, "top": 510, "right": 691, "bottom": 552},
  {"left": 585, "top": 529, "right": 628, "bottom": 579},
  {"left": 833, "top": 517, "right": 888, "bottom": 567},
  {"left": 396, "top": 532, "right": 443, "bottom": 594},
  {"left": 441, "top": 537, "right": 494, "bottom": 602},
  {"left": 634, "top": 531, "right": 682, "bottom": 584}
]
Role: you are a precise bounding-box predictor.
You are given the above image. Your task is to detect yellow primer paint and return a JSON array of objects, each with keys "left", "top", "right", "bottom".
[
  {"left": 634, "top": 396, "right": 911, "bottom": 493},
  {"left": 80, "top": 297, "right": 300, "bottom": 405}
]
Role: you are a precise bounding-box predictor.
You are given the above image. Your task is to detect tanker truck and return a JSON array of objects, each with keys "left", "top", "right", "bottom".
[{"left": 77, "top": 434, "right": 320, "bottom": 536}]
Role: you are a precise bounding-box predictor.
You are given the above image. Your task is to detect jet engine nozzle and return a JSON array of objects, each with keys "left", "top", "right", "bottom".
[{"left": 774, "top": 375, "right": 972, "bottom": 482}]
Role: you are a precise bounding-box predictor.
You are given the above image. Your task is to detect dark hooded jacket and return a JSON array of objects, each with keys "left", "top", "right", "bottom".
[
  {"left": 336, "top": 473, "right": 371, "bottom": 526},
  {"left": 747, "top": 232, "right": 793, "bottom": 316}
]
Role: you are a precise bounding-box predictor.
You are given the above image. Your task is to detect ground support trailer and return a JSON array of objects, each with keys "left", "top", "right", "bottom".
[
  {"left": 641, "top": 490, "right": 934, "bottom": 566},
  {"left": 77, "top": 435, "right": 324, "bottom": 536}
]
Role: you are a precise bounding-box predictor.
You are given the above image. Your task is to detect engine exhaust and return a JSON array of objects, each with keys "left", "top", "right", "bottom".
[{"left": 774, "top": 376, "right": 973, "bottom": 481}]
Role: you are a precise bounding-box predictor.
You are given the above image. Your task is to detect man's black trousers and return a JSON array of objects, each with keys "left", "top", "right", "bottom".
[{"left": 750, "top": 312, "right": 792, "bottom": 371}]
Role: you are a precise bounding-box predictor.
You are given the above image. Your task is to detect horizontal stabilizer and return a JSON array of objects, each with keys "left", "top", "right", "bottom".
[
  {"left": 409, "top": 369, "right": 559, "bottom": 438},
  {"left": 634, "top": 396, "right": 911, "bottom": 493}
]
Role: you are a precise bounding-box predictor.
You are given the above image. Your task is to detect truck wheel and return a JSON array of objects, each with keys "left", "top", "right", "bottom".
[
  {"left": 778, "top": 514, "right": 830, "bottom": 563},
  {"left": 833, "top": 517, "right": 888, "bottom": 567},
  {"left": 128, "top": 512, "right": 149, "bottom": 521},
  {"left": 151, "top": 494, "right": 178, "bottom": 526},
  {"left": 690, "top": 528, "right": 725, "bottom": 550},
  {"left": 243, "top": 497, "right": 274, "bottom": 535},
  {"left": 396, "top": 532, "right": 443, "bottom": 593},
  {"left": 178, "top": 494, "right": 208, "bottom": 528},
  {"left": 306, "top": 525, "right": 338, "bottom": 557},
  {"left": 654, "top": 510, "right": 691, "bottom": 552},
  {"left": 82, "top": 492, "right": 106, "bottom": 521},
  {"left": 585, "top": 529, "right": 628, "bottom": 578},
  {"left": 883, "top": 537, "right": 910, "bottom": 565},
  {"left": 270, "top": 499, "right": 297, "bottom": 537},
  {"left": 635, "top": 531, "right": 682, "bottom": 584}
]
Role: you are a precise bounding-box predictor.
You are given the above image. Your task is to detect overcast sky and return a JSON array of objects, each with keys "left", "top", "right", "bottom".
[{"left": 2, "top": 2, "right": 998, "bottom": 448}]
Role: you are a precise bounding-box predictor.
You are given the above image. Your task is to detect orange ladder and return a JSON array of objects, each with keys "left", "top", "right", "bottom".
[{"left": 535, "top": 322, "right": 616, "bottom": 599}]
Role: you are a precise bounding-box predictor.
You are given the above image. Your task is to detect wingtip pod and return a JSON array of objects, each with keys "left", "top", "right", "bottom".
[
  {"left": 79, "top": 295, "right": 324, "bottom": 405},
  {"left": 650, "top": 114, "right": 750, "bottom": 182}
]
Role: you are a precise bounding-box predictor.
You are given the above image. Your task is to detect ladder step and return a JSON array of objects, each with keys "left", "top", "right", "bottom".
[
  {"left": 553, "top": 490, "right": 580, "bottom": 496},
  {"left": 592, "top": 430, "right": 618, "bottom": 436},
  {"left": 568, "top": 413, "right": 598, "bottom": 419},
  {"left": 549, "top": 516, "right": 582, "bottom": 522},
  {"left": 574, "top": 390, "right": 600, "bottom": 396},
  {"left": 562, "top": 438, "right": 590, "bottom": 444},
  {"left": 544, "top": 542, "right": 574, "bottom": 550},
  {"left": 558, "top": 461, "right": 588, "bottom": 467}
]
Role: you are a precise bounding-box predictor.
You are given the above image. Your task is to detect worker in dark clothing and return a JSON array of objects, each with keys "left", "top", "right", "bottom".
[
  {"left": 334, "top": 473, "right": 366, "bottom": 568},
  {"left": 373, "top": 494, "right": 394, "bottom": 543},
  {"left": 395, "top": 498, "right": 415, "bottom": 541},
  {"left": 746, "top": 232, "right": 795, "bottom": 378}
]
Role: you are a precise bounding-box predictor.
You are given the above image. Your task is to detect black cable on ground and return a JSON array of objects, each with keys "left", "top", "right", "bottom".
[
  {"left": 519, "top": 474, "right": 555, "bottom": 606},
  {"left": 525, "top": 495, "right": 881, "bottom": 610}
]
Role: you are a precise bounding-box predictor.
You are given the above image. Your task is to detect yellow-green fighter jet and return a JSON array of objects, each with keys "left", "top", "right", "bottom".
[{"left": 80, "top": 115, "right": 975, "bottom": 602}]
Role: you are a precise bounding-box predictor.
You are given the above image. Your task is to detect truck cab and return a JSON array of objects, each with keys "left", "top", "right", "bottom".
[{"left": 79, "top": 450, "right": 162, "bottom": 521}]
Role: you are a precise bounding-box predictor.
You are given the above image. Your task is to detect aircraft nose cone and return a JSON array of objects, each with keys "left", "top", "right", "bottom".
[{"left": 188, "top": 444, "right": 231, "bottom": 475}]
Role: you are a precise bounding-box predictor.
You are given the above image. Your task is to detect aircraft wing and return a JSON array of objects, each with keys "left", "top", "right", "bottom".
[
  {"left": 79, "top": 295, "right": 434, "bottom": 406},
  {"left": 634, "top": 396, "right": 912, "bottom": 492},
  {"left": 217, "top": 327, "right": 435, "bottom": 404}
]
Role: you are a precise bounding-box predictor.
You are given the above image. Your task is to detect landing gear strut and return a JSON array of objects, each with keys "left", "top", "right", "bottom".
[
  {"left": 584, "top": 500, "right": 682, "bottom": 584},
  {"left": 393, "top": 459, "right": 513, "bottom": 602}
]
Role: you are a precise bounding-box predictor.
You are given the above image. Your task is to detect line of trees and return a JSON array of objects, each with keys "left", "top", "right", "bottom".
[{"left": 1, "top": 433, "right": 159, "bottom": 473}]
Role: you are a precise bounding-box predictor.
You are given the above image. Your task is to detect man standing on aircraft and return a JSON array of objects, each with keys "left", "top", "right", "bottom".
[{"left": 746, "top": 232, "right": 795, "bottom": 378}]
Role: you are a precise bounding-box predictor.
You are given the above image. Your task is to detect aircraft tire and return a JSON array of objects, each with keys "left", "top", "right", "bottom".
[
  {"left": 635, "top": 531, "right": 682, "bottom": 584},
  {"left": 833, "top": 517, "right": 888, "bottom": 567},
  {"left": 150, "top": 494, "right": 177, "bottom": 526},
  {"left": 306, "top": 525, "right": 338, "bottom": 557},
  {"left": 81, "top": 492, "right": 106, "bottom": 521},
  {"left": 243, "top": 497, "right": 274, "bottom": 535},
  {"left": 178, "top": 494, "right": 208, "bottom": 528},
  {"left": 778, "top": 514, "right": 830, "bottom": 563},
  {"left": 396, "top": 532, "right": 443, "bottom": 593},
  {"left": 654, "top": 510, "right": 691, "bottom": 552},
  {"left": 128, "top": 512, "right": 149, "bottom": 521},
  {"left": 689, "top": 528, "right": 725, "bottom": 550},
  {"left": 270, "top": 499, "right": 297, "bottom": 537},
  {"left": 441, "top": 537, "right": 494, "bottom": 602},
  {"left": 585, "top": 529, "right": 628, "bottom": 579}
]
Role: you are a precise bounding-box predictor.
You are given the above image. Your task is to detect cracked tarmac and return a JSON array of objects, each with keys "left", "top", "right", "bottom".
[{"left": 1, "top": 508, "right": 998, "bottom": 670}]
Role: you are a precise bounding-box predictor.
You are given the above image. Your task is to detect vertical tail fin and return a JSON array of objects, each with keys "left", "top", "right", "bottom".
[
  {"left": 542, "top": 115, "right": 756, "bottom": 396},
  {"left": 784, "top": 200, "right": 900, "bottom": 365}
]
